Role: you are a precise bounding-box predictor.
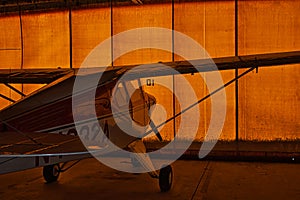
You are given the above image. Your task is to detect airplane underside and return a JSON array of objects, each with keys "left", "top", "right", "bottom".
[{"left": 0, "top": 131, "right": 173, "bottom": 192}]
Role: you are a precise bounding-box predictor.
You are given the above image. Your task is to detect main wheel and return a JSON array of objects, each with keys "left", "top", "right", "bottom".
[
  {"left": 43, "top": 164, "right": 60, "bottom": 183},
  {"left": 159, "top": 165, "right": 173, "bottom": 192}
]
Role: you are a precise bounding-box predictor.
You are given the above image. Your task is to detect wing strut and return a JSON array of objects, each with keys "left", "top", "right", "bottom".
[
  {"left": 143, "top": 66, "right": 257, "bottom": 137},
  {"left": 0, "top": 83, "right": 26, "bottom": 103},
  {"left": 4, "top": 83, "right": 26, "bottom": 97},
  {"left": 128, "top": 140, "right": 159, "bottom": 178},
  {"left": 0, "top": 93, "right": 15, "bottom": 103}
]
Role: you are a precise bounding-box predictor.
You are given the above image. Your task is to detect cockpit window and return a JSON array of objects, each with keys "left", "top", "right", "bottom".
[{"left": 114, "top": 83, "right": 128, "bottom": 107}]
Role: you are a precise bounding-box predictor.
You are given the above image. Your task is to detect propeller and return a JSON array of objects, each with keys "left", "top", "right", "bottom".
[{"left": 149, "top": 120, "right": 163, "bottom": 142}]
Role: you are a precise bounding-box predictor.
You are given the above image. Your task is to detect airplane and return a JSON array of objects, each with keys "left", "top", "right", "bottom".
[{"left": 0, "top": 50, "right": 299, "bottom": 192}]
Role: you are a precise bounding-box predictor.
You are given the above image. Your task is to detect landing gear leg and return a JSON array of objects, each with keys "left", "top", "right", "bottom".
[
  {"left": 43, "top": 164, "right": 60, "bottom": 183},
  {"left": 128, "top": 140, "right": 173, "bottom": 191},
  {"left": 159, "top": 165, "right": 173, "bottom": 192}
]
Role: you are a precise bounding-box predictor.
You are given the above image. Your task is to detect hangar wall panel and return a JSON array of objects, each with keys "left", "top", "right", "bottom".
[
  {"left": 0, "top": 15, "right": 21, "bottom": 69},
  {"left": 174, "top": 1, "right": 236, "bottom": 141},
  {"left": 21, "top": 11, "right": 70, "bottom": 106},
  {"left": 112, "top": 4, "right": 172, "bottom": 65},
  {"left": 112, "top": 3, "right": 174, "bottom": 141},
  {"left": 238, "top": 0, "right": 300, "bottom": 140},
  {"left": 72, "top": 7, "right": 111, "bottom": 68},
  {"left": 22, "top": 11, "right": 70, "bottom": 69},
  {"left": 0, "top": 15, "right": 22, "bottom": 109}
]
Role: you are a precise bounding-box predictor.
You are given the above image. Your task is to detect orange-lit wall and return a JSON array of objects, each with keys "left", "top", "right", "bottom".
[
  {"left": 238, "top": 0, "right": 300, "bottom": 140},
  {"left": 173, "top": 1, "right": 236, "bottom": 141},
  {"left": 0, "top": 15, "right": 22, "bottom": 108},
  {"left": 0, "top": 0, "right": 299, "bottom": 141},
  {"left": 112, "top": 3, "right": 174, "bottom": 141}
]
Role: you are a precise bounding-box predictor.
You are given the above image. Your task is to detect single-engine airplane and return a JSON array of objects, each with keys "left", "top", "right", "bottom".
[{"left": 0, "top": 50, "right": 299, "bottom": 192}]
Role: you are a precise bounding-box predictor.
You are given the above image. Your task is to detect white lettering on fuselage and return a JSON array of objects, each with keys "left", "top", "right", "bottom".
[{"left": 51, "top": 120, "right": 110, "bottom": 148}]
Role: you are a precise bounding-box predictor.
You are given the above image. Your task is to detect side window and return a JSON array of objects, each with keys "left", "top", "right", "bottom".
[
  {"left": 124, "top": 79, "right": 139, "bottom": 93},
  {"left": 113, "top": 83, "right": 127, "bottom": 107},
  {"left": 113, "top": 80, "right": 141, "bottom": 107}
]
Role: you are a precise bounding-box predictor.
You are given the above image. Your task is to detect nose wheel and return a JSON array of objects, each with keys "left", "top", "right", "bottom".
[
  {"left": 159, "top": 165, "right": 173, "bottom": 192},
  {"left": 43, "top": 164, "right": 60, "bottom": 183}
]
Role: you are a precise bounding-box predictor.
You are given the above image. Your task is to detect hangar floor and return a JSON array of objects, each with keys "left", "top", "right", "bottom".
[{"left": 0, "top": 158, "right": 300, "bottom": 200}]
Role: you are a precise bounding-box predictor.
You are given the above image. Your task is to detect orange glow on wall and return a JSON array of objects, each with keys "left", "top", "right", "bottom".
[
  {"left": 0, "top": 1, "right": 299, "bottom": 141},
  {"left": 174, "top": 1, "right": 236, "bottom": 140},
  {"left": 0, "top": 15, "right": 21, "bottom": 69},
  {"left": 72, "top": 8, "right": 111, "bottom": 68},
  {"left": 22, "top": 11, "right": 70, "bottom": 69},
  {"left": 238, "top": 0, "right": 300, "bottom": 140}
]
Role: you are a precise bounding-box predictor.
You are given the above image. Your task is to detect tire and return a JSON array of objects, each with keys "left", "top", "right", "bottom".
[
  {"left": 159, "top": 165, "right": 173, "bottom": 192},
  {"left": 43, "top": 164, "right": 60, "bottom": 183}
]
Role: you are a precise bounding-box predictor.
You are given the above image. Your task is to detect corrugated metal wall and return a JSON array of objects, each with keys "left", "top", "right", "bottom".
[
  {"left": 238, "top": 0, "right": 300, "bottom": 140},
  {"left": 0, "top": 0, "right": 299, "bottom": 141}
]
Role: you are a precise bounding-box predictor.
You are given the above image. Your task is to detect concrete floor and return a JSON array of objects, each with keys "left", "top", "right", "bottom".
[{"left": 0, "top": 158, "right": 300, "bottom": 200}]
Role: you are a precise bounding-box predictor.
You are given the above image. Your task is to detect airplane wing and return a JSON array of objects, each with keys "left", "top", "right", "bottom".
[
  {"left": 1, "top": 50, "right": 299, "bottom": 133},
  {"left": 0, "top": 68, "right": 73, "bottom": 84},
  {"left": 72, "top": 50, "right": 300, "bottom": 81},
  {"left": 0, "top": 131, "right": 91, "bottom": 174},
  {"left": 0, "top": 51, "right": 299, "bottom": 85}
]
